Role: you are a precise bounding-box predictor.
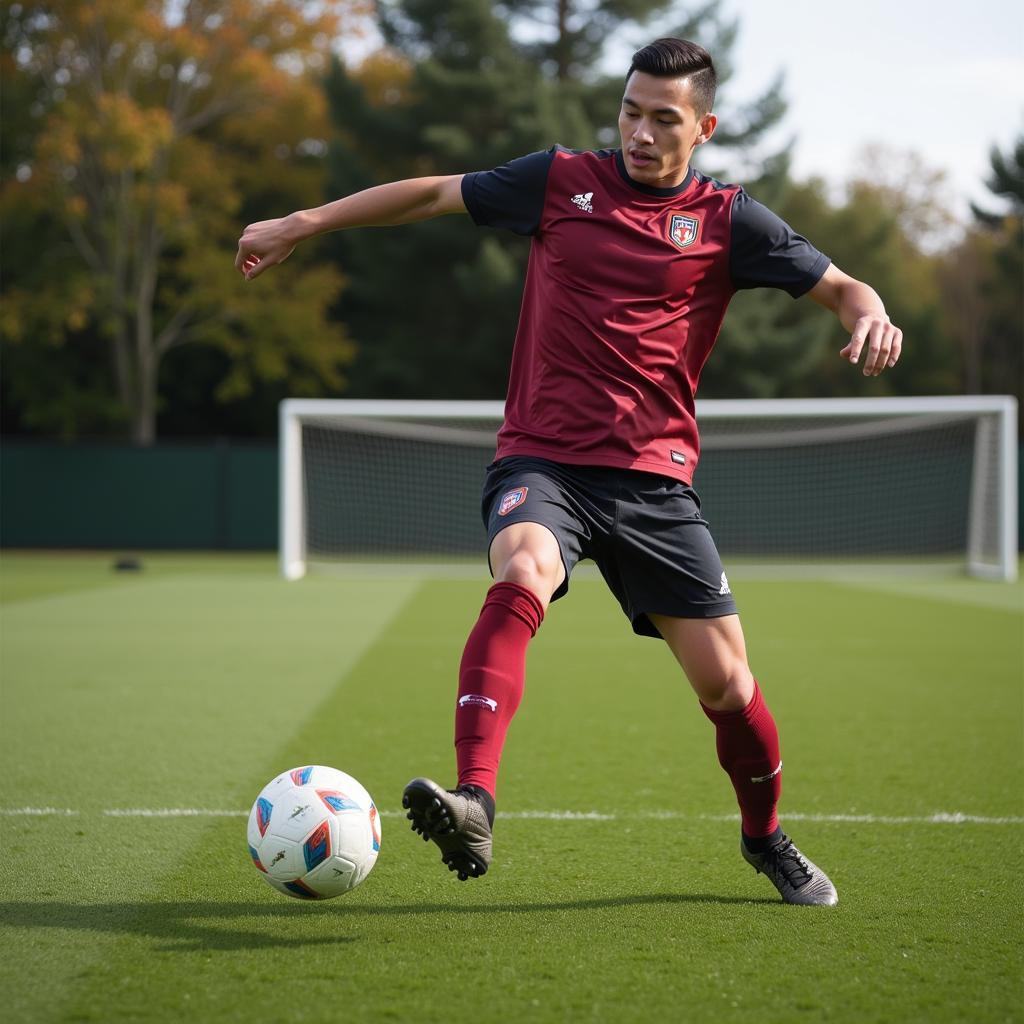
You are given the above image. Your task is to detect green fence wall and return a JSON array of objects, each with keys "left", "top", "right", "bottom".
[
  {"left": 0, "top": 441, "right": 277, "bottom": 549},
  {"left": 0, "top": 439, "right": 1021, "bottom": 552}
]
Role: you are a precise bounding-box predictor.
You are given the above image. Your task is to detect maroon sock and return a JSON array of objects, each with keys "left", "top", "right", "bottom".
[
  {"left": 454, "top": 581, "right": 544, "bottom": 798},
  {"left": 700, "top": 680, "right": 782, "bottom": 838}
]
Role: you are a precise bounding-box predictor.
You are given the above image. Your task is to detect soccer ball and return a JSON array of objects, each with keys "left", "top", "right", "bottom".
[{"left": 246, "top": 765, "right": 381, "bottom": 899}]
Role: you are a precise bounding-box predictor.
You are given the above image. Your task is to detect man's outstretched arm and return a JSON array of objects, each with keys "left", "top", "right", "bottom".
[
  {"left": 235, "top": 174, "right": 467, "bottom": 280},
  {"left": 808, "top": 263, "right": 904, "bottom": 377}
]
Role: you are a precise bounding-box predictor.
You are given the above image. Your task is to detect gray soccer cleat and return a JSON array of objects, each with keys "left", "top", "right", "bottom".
[
  {"left": 402, "top": 777, "right": 493, "bottom": 881},
  {"left": 741, "top": 833, "right": 839, "bottom": 906}
]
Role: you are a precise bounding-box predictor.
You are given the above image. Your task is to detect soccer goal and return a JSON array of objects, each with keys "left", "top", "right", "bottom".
[{"left": 279, "top": 396, "right": 1018, "bottom": 582}]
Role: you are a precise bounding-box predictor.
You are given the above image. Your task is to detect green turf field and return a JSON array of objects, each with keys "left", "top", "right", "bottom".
[{"left": 1, "top": 552, "right": 1021, "bottom": 1023}]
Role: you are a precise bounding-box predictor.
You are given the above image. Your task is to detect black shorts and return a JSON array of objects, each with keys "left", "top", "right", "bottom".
[{"left": 482, "top": 456, "right": 738, "bottom": 638}]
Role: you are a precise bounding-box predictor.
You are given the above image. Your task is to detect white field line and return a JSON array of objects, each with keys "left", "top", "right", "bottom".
[
  {"left": 694, "top": 812, "right": 1024, "bottom": 826},
  {"left": 0, "top": 807, "right": 80, "bottom": 816},
  {"left": 1, "top": 807, "right": 1022, "bottom": 825}
]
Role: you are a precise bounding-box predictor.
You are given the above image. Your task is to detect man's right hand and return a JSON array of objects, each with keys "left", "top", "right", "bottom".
[{"left": 235, "top": 211, "right": 310, "bottom": 280}]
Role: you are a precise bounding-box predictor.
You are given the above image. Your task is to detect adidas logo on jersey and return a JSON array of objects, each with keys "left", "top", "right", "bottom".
[{"left": 570, "top": 192, "right": 594, "bottom": 213}]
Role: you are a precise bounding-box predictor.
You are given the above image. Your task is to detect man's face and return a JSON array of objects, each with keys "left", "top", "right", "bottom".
[{"left": 618, "top": 71, "right": 716, "bottom": 188}]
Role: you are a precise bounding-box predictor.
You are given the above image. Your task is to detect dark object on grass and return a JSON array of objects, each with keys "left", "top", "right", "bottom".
[{"left": 113, "top": 557, "right": 143, "bottom": 572}]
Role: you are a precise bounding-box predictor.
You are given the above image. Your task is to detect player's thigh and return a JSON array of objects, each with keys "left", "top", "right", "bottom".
[
  {"left": 649, "top": 612, "right": 754, "bottom": 711},
  {"left": 607, "top": 477, "right": 736, "bottom": 632},
  {"left": 488, "top": 521, "right": 565, "bottom": 604},
  {"left": 481, "top": 458, "right": 592, "bottom": 606}
]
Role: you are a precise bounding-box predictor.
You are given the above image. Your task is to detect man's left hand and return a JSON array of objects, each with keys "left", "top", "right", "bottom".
[{"left": 840, "top": 314, "right": 903, "bottom": 376}]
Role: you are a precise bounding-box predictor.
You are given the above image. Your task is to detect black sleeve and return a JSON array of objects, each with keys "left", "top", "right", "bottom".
[
  {"left": 730, "top": 190, "right": 830, "bottom": 297},
  {"left": 460, "top": 148, "right": 557, "bottom": 236}
]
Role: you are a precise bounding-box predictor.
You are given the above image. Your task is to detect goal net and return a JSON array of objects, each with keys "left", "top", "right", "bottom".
[{"left": 280, "top": 397, "right": 1018, "bottom": 581}]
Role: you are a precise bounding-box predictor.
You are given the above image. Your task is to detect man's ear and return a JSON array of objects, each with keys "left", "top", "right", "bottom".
[{"left": 696, "top": 113, "right": 718, "bottom": 145}]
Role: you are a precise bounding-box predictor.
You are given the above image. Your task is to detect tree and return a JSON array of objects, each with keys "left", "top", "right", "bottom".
[
  {"left": 1, "top": 0, "right": 369, "bottom": 442},
  {"left": 794, "top": 172, "right": 959, "bottom": 397},
  {"left": 943, "top": 132, "right": 1023, "bottom": 410},
  {"left": 499, "top": 0, "right": 676, "bottom": 82},
  {"left": 971, "top": 134, "right": 1024, "bottom": 226},
  {"left": 322, "top": 1, "right": 573, "bottom": 398},
  {"left": 702, "top": 146, "right": 972, "bottom": 401}
]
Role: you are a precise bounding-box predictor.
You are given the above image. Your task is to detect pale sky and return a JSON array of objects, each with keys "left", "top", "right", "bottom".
[{"left": 719, "top": 0, "right": 1024, "bottom": 220}]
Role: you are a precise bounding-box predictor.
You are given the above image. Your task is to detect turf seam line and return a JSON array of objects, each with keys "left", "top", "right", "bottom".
[
  {"left": 101, "top": 808, "right": 248, "bottom": 817},
  {"left": 2, "top": 808, "right": 1022, "bottom": 824}
]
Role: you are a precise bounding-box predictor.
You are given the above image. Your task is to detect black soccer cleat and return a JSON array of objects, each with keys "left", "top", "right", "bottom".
[
  {"left": 402, "top": 777, "right": 493, "bottom": 881},
  {"left": 741, "top": 832, "right": 839, "bottom": 906}
]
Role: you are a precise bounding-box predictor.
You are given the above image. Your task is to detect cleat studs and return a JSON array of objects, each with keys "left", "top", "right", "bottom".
[{"left": 401, "top": 780, "right": 493, "bottom": 882}]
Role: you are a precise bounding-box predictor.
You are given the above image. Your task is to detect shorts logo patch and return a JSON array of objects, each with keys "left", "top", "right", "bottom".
[
  {"left": 719, "top": 571, "right": 731, "bottom": 595},
  {"left": 669, "top": 212, "right": 700, "bottom": 249},
  {"left": 497, "top": 486, "right": 528, "bottom": 517}
]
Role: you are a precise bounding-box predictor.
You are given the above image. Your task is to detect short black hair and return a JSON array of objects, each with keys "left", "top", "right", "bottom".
[{"left": 626, "top": 38, "right": 717, "bottom": 116}]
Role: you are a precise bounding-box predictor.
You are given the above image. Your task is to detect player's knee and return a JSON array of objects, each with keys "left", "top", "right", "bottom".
[
  {"left": 495, "top": 548, "right": 560, "bottom": 602},
  {"left": 694, "top": 662, "right": 754, "bottom": 712}
]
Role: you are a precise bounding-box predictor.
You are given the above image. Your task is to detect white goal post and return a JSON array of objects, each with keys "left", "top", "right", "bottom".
[{"left": 280, "top": 396, "right": 1018, "bottom": 582}]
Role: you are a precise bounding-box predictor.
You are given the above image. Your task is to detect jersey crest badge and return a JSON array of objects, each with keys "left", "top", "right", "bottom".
[
  {"left": 669, "top": 212, "right": 700, "bottom": 249},
  {"left": 497, "top": 486, "right": 528, "bottom": 516}
]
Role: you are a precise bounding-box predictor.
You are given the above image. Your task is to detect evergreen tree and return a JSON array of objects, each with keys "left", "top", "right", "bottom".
[
  {"left": 945, "top": 133, "right": 1023, "bottom": 409},
  {"left": 500, "top": 0, "right": 675, "bottom": 82},
  {"left": 971, "top": 134, "right": 1024, "bottom": 225}
]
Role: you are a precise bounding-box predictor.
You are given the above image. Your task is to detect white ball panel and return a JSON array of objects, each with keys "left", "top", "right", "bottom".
[
  {"left": 329, "top": 808, "right": 369, "bottom": 858},
  {"left": 269, "top": 788, "right": 327, "bottom": 843},
  {"left": 306, "top": 854, "right": 360, "bottom": 897},
  {"left": 258, "top": 834, "right": 305, "bottom": 881}
]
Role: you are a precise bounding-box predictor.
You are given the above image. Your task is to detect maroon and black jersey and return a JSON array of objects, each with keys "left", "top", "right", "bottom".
[{"left": 461, "top": 146, "right": 829, "bottom": 483}]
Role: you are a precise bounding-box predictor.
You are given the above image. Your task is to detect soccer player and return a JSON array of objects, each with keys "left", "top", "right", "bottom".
[{"left": 237, "top": 38, "right": 903, "bottom": 905}]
